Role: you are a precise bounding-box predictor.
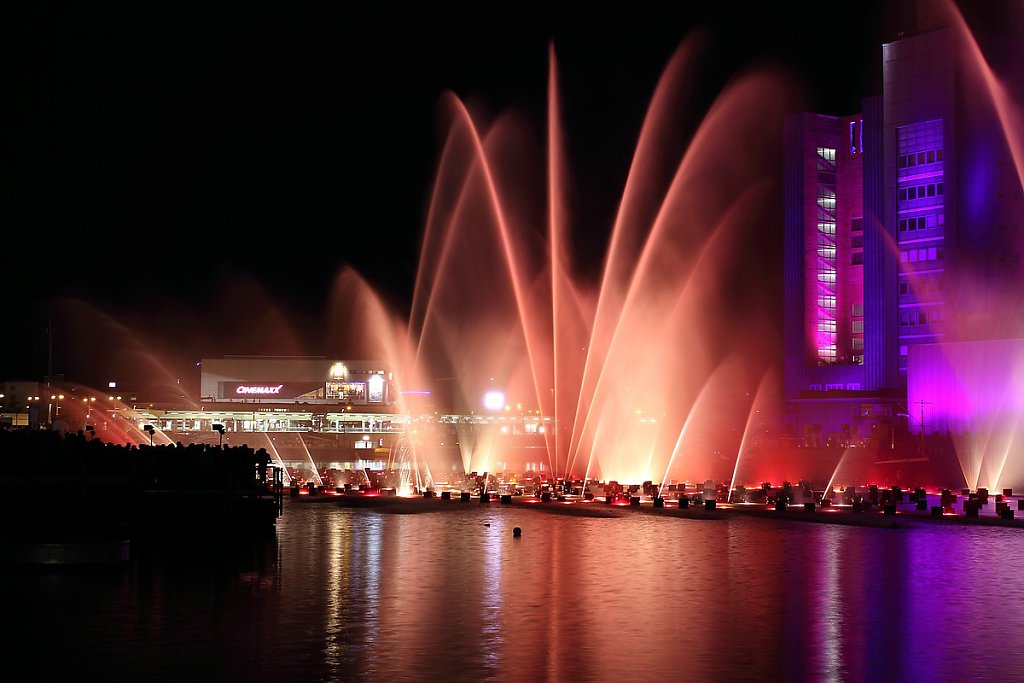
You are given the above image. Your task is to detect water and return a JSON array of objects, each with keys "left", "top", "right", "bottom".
[{"left": 6, "top": 502, "right": 1024, "bottom": 682}]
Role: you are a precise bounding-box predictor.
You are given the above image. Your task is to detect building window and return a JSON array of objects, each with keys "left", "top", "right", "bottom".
[
  {"left": 852, "top": 303, "right": 863, "bottom": 317},
  {"left": 818, "top": 344, "right": 837, "bottom": 362},
  {"left": 852, "top": 321, "right": 864, "bottom": 334}
]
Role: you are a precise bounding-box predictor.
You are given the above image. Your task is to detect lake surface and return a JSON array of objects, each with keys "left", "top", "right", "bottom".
[{"left": 6, "top": 500, "right": 1024, "bottom": 682}]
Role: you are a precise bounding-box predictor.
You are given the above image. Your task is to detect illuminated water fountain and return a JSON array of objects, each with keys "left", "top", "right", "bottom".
[{"left": 328, "top": 37, "right": 789, "bottom": 488}]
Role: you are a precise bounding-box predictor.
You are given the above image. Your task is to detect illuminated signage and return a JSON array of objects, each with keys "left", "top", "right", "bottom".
[
  {"left": 367, "top": 375, "right": 385, "bottom": 403},
  {"left": 236, "top": 384, "right": 285, "bottom": 396}
]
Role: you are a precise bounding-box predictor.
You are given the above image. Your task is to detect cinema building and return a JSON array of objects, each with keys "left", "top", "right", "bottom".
[{"left": 127, "top": 356, "right": 550, "bottom": 486}]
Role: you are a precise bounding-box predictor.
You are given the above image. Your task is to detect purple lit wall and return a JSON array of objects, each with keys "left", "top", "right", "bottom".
[{"left": 908, "top": 340, "right": 1024, "bottom": 489}]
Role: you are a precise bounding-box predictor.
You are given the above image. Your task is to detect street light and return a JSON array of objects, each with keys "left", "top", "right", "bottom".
[
  {"left": 143, "top": 424, "right": 155, "bottom": 446},
  {"left": 212, "top": 423, "right": 225, "bottom": 447}
]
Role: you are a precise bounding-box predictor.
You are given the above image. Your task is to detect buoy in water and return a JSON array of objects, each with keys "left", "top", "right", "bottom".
[{"left": 513, "top": 527, "right": 522, "bottom": 537}]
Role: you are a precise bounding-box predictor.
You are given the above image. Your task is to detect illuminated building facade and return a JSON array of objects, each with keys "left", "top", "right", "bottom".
[{"left": 784, "top": 25, "right": 1024, "bottom": 447}]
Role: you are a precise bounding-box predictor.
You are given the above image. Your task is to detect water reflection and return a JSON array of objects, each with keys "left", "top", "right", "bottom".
[{"left": 6, "top": 504, "right": 1024, "bottom": 681}]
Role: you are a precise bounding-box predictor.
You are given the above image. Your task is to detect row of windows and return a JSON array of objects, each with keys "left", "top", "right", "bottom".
[
  {"left": 815, "top": 320, "right": 865, "bottom": 334},
  {"left": 899, "top": 182, "right": 944, "bottom": 202},
  {"left": 900, "top": 309, "right": 945, "bottom": 327},
  {"left": 898, "top": 213, "right": 944, "bottom": 232},
  {"left": 899, "top": 278, "right": 944, "bottom": 296},
  {"left": 808, "top": 383, "right": 863, "bottom": 391},
  {"left": 897, "top": 148, "right": 943, "bottom": 168},
  {"left": 897, "top": 120, "right": 943, "bottom": 158},
  {"left": 815, "top": 159, "right": 838, "bottom": 363},
  {"left": 900, "top": 246, "right": 944, "bottom": 264}
]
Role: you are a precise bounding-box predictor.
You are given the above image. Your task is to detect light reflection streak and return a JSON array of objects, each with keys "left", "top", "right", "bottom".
[
  {"left": 818, "top": 527, "right": 844, "bottom": 682},
  {"left": 480, "top": 515, "right": 504, "bottom": 669}
]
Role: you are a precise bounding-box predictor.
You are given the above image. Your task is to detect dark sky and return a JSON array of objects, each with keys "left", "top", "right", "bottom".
[{"left": 8, "top": 1, "right": 1002, "bottom": 390}]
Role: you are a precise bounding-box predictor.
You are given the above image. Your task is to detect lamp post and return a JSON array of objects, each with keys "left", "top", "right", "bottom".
[
  {"left": 143, "top": 424, "right": 155, "bottom": 446},
  {"left": 213, "top": 423, "right": 225, "bottom": 447},
  {"left": 26, "top": 395, "right": 37, "bottom": 426}
]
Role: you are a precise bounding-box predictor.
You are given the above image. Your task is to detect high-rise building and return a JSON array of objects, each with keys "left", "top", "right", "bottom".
[{"left": 783, "top": 23, "right": 1024, "bottom": 455}]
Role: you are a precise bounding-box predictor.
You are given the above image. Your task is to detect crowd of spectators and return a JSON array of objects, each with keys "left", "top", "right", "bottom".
[{"left": 0, "top": 428, "right": 273, "bottom": 492}]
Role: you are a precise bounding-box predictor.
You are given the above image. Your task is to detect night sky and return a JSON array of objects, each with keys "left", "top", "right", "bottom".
[{"left": 7, "top": 2, "right": 1003, "bottom": 392}]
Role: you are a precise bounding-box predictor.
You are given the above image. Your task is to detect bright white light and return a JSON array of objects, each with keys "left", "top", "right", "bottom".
[{"left": 483, "top": 390, "right": 505, "bottom": 411}]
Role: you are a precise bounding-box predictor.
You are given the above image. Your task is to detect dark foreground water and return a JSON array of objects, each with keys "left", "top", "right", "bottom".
[{"left": 5, "top": 501, "right": 1024, "bottom": 682}]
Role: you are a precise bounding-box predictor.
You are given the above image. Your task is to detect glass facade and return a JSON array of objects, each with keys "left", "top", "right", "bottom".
[
  {"left": 815, "top": 147, "right": 838, "bottom": 363},
  {"left": 896, "top": 119, "right": 945, "bottom": 376}
]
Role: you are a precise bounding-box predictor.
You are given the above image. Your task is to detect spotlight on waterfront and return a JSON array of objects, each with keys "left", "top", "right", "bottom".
[
  {"left": 143, "top": 424, "right": 155, "bottom": 446},
  {"left": 483, "top": 390, "right": 505, "bottom": 411},
  {"left": 212, "top": 423, "right": 225, "bottom": 447}
]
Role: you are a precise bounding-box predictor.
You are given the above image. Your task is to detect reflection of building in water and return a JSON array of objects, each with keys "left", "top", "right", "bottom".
[{"left": 783, "top": 19, "right": 1024, "bottom": 459}]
